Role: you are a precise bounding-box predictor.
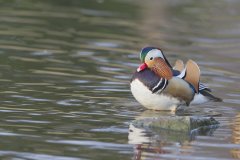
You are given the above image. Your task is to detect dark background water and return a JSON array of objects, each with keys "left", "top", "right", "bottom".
[{"left": 0, "top": 0, "right": 239, "bottom": 159}]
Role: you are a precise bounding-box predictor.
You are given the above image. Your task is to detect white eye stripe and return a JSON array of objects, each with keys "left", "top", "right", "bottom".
[{"left": 145, "top": 49, "right": 164, "bottom": 61}]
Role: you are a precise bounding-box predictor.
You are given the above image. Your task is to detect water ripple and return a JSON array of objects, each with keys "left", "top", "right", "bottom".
[
  {"left": 47, "top": 140, "right": 132, "bottom": 150},
  {"left": 0, "top": 151, "right": 81, "bottom": 160}
]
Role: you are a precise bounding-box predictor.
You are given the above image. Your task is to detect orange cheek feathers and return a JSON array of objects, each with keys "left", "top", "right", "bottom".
[{"left": 152, "top": 58, "right": 173, "bottom": 80}]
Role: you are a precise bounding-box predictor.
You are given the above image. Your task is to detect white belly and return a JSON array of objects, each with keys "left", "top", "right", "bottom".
[{"left": 130, "top": 79, "right": 182, "bottom": 111}]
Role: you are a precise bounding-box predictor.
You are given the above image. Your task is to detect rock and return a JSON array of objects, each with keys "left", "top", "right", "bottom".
[{"left": 128, "top": 110, "right": 219, "bottom": 144}]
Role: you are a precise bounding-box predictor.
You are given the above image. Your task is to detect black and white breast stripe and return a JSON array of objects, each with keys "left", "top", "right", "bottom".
[
  {"left": 151, "top": 78, "right": 168, "bottom": 93},
  {"left": 131, "top": 69, "right": 168, "bottom": 94}
]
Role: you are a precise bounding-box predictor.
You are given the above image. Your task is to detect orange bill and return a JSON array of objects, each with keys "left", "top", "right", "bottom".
[{"left": 152, "top": 58, "right": 173, "bottom": 80}]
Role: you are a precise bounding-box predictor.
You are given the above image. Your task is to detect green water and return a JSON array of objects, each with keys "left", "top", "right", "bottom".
[{"left": 0, "top": 0, "right": 239, "bottom": 159}]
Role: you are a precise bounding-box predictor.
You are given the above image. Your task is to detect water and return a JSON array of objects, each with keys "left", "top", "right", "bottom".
[{"left": 0, "top": 0, "right": 239, "bottom": 159}]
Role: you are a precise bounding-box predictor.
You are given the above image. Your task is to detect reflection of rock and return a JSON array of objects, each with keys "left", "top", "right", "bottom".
[
  {"left": 129, "top": 110, "right": 219, "bottom": 159},
  {"left": 231, "top": 113, "right": 240, "bottom": 159}
]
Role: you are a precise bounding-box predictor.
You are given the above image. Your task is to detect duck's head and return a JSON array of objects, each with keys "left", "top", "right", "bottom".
[{"left": 137, "top": 47, "right": 173, "bottom": 79}]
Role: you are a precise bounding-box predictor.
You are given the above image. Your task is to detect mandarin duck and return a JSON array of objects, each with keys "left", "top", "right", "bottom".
[{"left": 130, "top": 47, "right": 222, "bottom": 111}]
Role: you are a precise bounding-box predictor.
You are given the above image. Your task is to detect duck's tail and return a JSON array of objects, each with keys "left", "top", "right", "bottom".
[
  {"left": 199, "top": 83, "right": 222, "bottom": 102},
  {"left": 199, "top": 89, "right": 222, "bottom": 102}
]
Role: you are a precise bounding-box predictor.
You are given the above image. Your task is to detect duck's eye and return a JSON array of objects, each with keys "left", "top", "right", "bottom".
[{"left": 150, "top": 57, "right": 153, "bottom": 60}]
